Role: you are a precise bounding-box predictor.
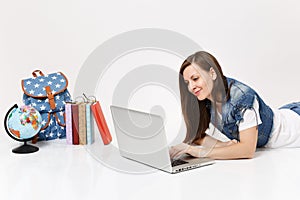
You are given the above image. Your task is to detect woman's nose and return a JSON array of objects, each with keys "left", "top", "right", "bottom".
[
  {"left": 188, "top": 82, "right": 196, "bottom": 92},
  {"left": 190, "top": 82, "right": 196, "bottom": 90}
]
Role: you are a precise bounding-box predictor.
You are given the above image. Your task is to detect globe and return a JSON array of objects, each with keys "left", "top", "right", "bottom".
[{"left": 4, "top": 104, "right": 42, "bottom": 153}]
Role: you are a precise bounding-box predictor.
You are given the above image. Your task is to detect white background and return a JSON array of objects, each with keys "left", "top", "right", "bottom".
[{"left": 1, "top": 1, "right": 300, "bottom": 200}]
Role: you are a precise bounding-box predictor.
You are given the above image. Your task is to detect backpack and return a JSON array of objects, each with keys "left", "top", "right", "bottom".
[{"left": 22, "top": 70, "right": 72, "bottom": 142}]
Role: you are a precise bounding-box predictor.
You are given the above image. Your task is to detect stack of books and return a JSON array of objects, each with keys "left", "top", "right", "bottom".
[{"left": 65, "top": 100, "right": 112, "bottom": 145}]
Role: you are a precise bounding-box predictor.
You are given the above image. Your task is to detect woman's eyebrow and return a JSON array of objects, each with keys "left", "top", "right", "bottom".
[
  {"left": 184, "top": 73, "right": 198, "bottom": 82},
  {"left": 190, "top": 73, "right": 199, "bottom": 79}
]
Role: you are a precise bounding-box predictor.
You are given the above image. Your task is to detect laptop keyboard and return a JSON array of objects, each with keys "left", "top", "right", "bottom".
[{"left": 171, "top": 159, "right": 188, "bottom": 167}]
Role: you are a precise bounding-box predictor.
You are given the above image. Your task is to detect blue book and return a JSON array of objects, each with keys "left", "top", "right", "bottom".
[{"left": 86, "top": 103, "right": 94, "bottom": 144}]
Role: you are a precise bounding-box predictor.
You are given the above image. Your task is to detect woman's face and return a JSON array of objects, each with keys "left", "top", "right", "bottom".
[{"left": 183, "top": 64, "right": 214, "bottom": 101}]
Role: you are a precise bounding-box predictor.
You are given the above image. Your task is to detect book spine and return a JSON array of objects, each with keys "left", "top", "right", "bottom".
[
  {"left": 65, "top": 103, "right": 73, "bottom": 144},
  {"left": 71, "top": 104, "right": 79, "bottom": 145},
  {"left": 91, "top": 101, "right": 112, "bottom": 145},
  {"left": 78, "top": 103, "right": 87, "bottom": 145},
  {"left": 86, "top": 103, "right": 94, "bottom": 145}
]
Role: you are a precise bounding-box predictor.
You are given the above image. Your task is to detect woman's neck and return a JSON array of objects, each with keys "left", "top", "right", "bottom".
[{"left": 208, "top": 98, "right": 223, "bottom": 113}]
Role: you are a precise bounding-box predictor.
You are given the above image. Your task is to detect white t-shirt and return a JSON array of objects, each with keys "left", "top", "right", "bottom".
[
  {"left": 238, "top": 96, "right": 262, "bottom": 132},
  {"left": 265, "top": 108, "right": 300, "bottom": 148},
  {"left": 206, "top": 98, "right": 300, "bottom": 148}
]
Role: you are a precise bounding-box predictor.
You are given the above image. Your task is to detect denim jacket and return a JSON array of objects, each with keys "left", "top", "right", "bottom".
[{"left": 210, "top": 77, "right": 274, "bottom": 147}]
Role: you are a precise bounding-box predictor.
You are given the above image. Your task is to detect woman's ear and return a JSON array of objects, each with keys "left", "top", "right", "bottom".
[{"left": 210, "top": 67, "right": 217, "bottom": 80}]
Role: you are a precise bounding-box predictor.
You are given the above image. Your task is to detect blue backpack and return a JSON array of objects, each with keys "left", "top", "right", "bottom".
[{"left": 22, "top": 70, "right": 72, "bottom": 142}]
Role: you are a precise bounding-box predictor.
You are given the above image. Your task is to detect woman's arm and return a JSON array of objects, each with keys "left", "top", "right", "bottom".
[
  {"left": 188, "top": 126, "right": 258, "bottom": 159},
  {"left": 194, "top": 135, "right": 237, "bottom": 148}
]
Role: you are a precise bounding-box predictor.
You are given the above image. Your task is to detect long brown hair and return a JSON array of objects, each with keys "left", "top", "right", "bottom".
[{"left": 179, "top": 51, "right": 229, "bottom": 144}]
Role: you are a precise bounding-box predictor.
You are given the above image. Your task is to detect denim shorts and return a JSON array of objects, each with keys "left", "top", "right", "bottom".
[{"left": 279, "top": 102, "right": 300, "bottom": 116}]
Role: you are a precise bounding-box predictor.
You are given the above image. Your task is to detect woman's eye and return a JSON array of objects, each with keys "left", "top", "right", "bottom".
[{"left": 193, "top": 77, "right": 198, "bottom": 81}]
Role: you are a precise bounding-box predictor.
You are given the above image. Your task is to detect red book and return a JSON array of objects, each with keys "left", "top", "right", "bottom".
[
  {"left": 71, "top": 104, "right": 79, "bottom": 145},
  {"left": 91, "top": 101, "right": 112, "bottom": 145}
]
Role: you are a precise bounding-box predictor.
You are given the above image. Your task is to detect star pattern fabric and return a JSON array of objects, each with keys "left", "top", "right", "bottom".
[
  {"left": 22, "top": 71, "right": 72, "bottom": 141},
  {"left": 22, "top": 72, "right": 67, "bottom": 97}
]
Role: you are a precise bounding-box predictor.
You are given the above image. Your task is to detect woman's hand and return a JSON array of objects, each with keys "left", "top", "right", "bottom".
[
  {"left": 169, "top": 143, "right": 203, "bottom": 159},
  {"left": 169, "top": 143, "right": 191, "bottom": 159},
  {"left": 169, "top": 139, "right": 238, "bottom": 159}
]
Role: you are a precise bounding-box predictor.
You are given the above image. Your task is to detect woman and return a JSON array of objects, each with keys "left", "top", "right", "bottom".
[{"left": 170, "top": 51, "right": 300, "bottom": 159}]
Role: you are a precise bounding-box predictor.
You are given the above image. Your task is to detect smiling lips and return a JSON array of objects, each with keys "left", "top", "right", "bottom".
[{"left": 193, "top": 89, "right": 201, "bottom": 96}]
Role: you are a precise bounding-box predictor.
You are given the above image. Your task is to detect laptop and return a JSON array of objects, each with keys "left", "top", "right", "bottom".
[{"left": 110, "top": 105, "right": 215, "bottom": 174}]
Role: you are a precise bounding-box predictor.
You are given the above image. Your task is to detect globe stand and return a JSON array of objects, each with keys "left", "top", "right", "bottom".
[
  {"left": 4, "top": 104, "right": 41, "bottom": 154},
  {"left": 12, "top": 141, "right": 39, "bottom": 154}
]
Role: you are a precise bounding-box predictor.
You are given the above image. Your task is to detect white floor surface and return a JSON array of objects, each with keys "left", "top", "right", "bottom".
[{"left": 1, "top": 132, "right": 300, "bottom": 200}]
